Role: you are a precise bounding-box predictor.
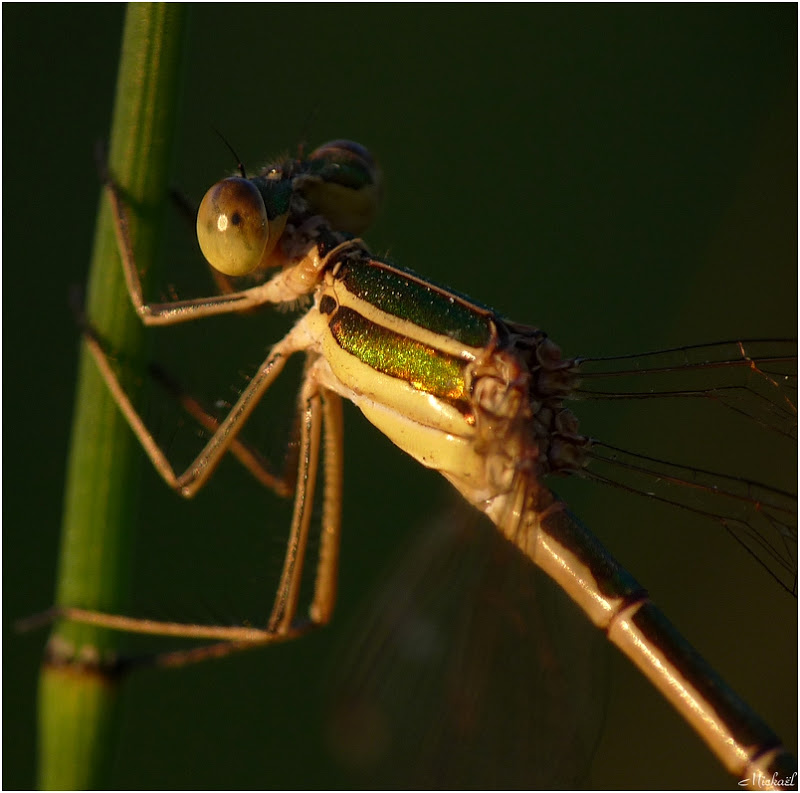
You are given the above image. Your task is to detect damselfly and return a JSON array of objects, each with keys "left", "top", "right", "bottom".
[{"left": 47, "top": 140, "right": 797, "bottom": 787}]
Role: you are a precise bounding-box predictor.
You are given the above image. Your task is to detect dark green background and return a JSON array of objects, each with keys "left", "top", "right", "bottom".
[{"left": 4, "top": 4, "right": 796, "bottom": 789}]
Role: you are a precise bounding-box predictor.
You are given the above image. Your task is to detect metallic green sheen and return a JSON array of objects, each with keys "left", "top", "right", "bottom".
[
  {"left": 337, "top": 259, "right": 493, "bottom": 348},
  {"left": 330, "top": 307, "right": 467, "bottom": 400}
]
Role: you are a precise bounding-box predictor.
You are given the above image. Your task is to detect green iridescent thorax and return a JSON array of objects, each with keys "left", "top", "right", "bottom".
[
  {"left": 335, "top": 259, "right": 494, "bottom": 348},
  {"left": 327, "top": 307, "right": 467, "bottom": 401}
]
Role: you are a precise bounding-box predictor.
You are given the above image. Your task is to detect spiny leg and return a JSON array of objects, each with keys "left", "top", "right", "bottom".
[
  {"left": 267, "top": 359, "right": 327, "bottom": 633},
  {"left": 48, "top": 317, "right": 309, "bottom": 638},
  {"left": 148, "top": 361, "right": 298, "bottom": 498},
  {"left": 82, "top": 316, "right": 314, "bottom": 498},
  {"left": 53, "top": 350, "right": 346, "bottom": 669},
  {"left": 138, "top": 397, "right": 343, "bottom": 670},
  {"left": 148, "top": 372, "right": 347, "bottom": 666}
]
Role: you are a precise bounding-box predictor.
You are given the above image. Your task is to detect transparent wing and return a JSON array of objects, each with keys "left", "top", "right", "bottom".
[
  {"left": 582, "top": 442, "right": 796, "bottom": 594},
  {"left": 326, "top": 499, "right": 607, "bottom": 788},
  {"left": 574, "top": 339, "right": 797, "bottom": 438},
  {"left": 570, "top": 338, "right": 798, "bottom": 594}
]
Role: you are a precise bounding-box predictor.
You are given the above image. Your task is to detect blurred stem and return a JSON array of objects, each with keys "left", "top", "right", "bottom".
[{"left": 38, "top": 5, "right": 188, "bottom": 789}]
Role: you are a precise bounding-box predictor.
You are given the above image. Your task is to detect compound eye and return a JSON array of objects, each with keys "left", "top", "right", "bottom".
[
  {"left": 301, "top": 140, "right": 381, "bottom": 235},
  {"left": 196, "top": 178, "right": 269, "bottom": 276},
  {"left": 308, "top": 140, "right": 379, "bottom": 191}
]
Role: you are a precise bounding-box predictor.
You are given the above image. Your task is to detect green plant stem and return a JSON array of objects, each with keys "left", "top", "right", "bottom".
[{"left": 38, "top": 5, "right": 188, "bottom": 788}]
